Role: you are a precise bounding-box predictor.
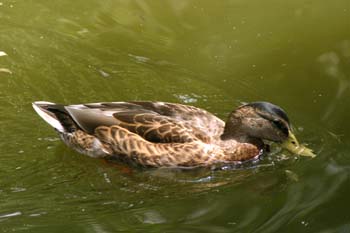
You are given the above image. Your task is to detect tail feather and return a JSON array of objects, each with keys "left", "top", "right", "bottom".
[{"left": 32, "top": 101, "right": 77, "bottom": 133}]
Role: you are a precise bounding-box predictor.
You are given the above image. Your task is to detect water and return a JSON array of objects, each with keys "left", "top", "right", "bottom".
[{"left": 1, "top": 0, "right": 350, "bottom": 232}]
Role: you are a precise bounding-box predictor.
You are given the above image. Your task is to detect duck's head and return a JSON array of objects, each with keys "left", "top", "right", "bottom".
[{"left": 222, "top": 101, "right": 315, "bottom": 157}]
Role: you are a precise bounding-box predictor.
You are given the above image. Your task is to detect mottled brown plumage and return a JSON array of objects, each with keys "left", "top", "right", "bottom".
[{"left": 33, "top": 101, "right": 300, "bottom": 167}]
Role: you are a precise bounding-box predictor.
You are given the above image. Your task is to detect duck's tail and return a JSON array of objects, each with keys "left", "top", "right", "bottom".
[{"left": 32, "top": 101, "right": 77, "bottom": 133}]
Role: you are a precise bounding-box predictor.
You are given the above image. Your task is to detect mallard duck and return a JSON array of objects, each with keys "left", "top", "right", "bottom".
[{"left": 32, "top": 101, "right": 314, "bottom": 167}]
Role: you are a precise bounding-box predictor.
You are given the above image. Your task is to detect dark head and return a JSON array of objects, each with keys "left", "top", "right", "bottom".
[{"left": 221, "top": 101, "right": 292, "bottom": 143}]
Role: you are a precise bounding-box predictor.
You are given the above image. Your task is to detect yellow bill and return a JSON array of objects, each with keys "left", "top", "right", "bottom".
[{"left": 281, "top": 130, "right": 316, "bottom": 158}]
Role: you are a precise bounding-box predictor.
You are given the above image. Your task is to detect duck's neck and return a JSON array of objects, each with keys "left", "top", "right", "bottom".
[
  {"left": 217, "top": 136, "right": 264, "bottom": 162},
  {"left": 215, "top": 109, "right": 265, "bottom": 161},
  {"left": 220, "top": 112, "right": 264, "bottom": 150}
]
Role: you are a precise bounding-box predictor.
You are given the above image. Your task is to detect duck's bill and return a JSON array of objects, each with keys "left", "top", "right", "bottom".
[{"left": 280, "top": 131, "right": 316, "bottom": 158}]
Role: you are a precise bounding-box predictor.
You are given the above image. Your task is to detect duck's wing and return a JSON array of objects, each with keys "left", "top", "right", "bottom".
[
  {"left": 63, "top": 102, "right": 220, "bottom": 143},
  {"left": 135, "top": 101, "right": 225, "bottom": 139},
  {"left": 89, "top": 102, "right": 224, "bottom": 139}
]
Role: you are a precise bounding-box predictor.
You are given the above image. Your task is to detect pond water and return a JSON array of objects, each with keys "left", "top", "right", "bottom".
[{"left": 1, "top": 0, "right": 350, "bottom": 232}]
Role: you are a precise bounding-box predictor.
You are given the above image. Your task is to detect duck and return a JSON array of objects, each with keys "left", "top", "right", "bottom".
[{"left": 32, "top": 101, "right": 315, "bottom": 167}]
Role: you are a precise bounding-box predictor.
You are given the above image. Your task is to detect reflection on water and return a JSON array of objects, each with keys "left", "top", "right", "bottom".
[
  {"left": 318, "top": 40, "right": 350, "bottom": 124},
  {"left": 1, "top": 0, "right": 350, "bottom": 232}
]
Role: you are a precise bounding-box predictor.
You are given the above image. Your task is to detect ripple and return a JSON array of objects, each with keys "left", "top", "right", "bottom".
[{"left": 0, "top": 211, "right": 22, "bottom": 219}]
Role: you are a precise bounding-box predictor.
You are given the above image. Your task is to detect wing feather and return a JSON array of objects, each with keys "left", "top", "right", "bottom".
[{"left": 63, "top": 101, "right": 223, "bottom": 143}]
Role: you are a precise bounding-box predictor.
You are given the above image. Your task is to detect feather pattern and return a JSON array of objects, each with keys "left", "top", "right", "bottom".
[{"left": 33, "top": 101, "right": 263, "bottom": 167}]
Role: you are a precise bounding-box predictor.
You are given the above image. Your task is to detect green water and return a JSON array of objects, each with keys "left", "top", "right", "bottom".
[{"left": 1, "top": 0, "right": 350, "bottom": 232}]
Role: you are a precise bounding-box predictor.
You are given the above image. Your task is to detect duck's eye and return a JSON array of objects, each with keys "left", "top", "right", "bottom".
[{"left": 272, "top": 119, "right": 288, "bottom": 135}]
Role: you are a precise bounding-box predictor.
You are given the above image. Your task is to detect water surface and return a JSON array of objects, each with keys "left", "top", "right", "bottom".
[{"left": 1, "top": 0, "right": 350, "bottom": 232}]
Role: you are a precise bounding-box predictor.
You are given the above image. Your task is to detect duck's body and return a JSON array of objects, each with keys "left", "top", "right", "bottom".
[{"left": 33, "top": 101, "right": 305, "bottom": 167}]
